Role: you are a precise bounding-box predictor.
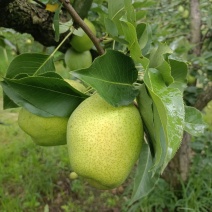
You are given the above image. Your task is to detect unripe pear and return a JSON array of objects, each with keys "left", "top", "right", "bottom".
[
  {"left": 64, "top": 48, "right": 92, "bottom": 71},
  {"left": 18, "top": 108, "right": 69, "bottom": 146},
  {"left": 67, "top": 94, "right": 143, "bottom": 190},
  {"left": 64, "top": 79, "right": 87, "bottom": 93},
  {"left": 70, "top": 18, "right": 96, "bottom": 52}
]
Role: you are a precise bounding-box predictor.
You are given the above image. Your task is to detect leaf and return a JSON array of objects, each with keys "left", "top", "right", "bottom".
[
  {"left": 137, "top": 84, "right": 167, "bottom": 171},
  {"left": 104, "top": 18, "right": 119, "bottom": 37},
  {"left": 149, "top": 43, "right": 173, "bottom": 85},
  {"left": 107, "top": 0, "right": 125, "bottom": 34},
  {"left": 124, "top": 0, "right": 136, "bottom": 26},
  {"left": 71, "top": 50, "right": 139, "bottom": 107},
  {"left": 53, "top": 4, "right": 62, "bottom": 42},
  {"left": 3, "top": 53, "right": 56, "bottom": 108},
  {"left": 1, "top": 76, "right": 87, "bottom": 117},
  {"left": 58, "top": 19, "right": 73, "bottom": 34},
  {"left": 149, "top": 43, "right": 172, "bottom": 68},
  {"left": 120, "top": 20, "right": 149, "bottom": 69},
  {"left": 168, "top": 56, "right": 188, "bottom": 92},
  {"left": 129, "top": 142, "right": 159, "bottom": 206},
  {"left": 5, "top": 53, "right": 55, "bottom": 79},
  {"left": 144, "top": 68, "right": 185, "bottom": 172},
  {"left": 136, "top": 23, "right": 149, "bottom": 50},
  {"left": 184, "top": 106, "right": 206, "bottom": 136}
]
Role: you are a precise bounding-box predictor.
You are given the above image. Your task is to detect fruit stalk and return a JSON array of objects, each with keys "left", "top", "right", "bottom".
[{"left": 59, "top": 0, "right": 105, "bottom": 55}]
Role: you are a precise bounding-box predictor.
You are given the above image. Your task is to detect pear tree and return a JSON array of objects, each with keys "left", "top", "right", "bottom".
[{"left": 0, "top": 0, "right": 206, "bottom": 207}]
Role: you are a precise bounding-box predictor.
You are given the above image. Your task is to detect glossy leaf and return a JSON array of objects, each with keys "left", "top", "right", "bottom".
[
  {"left": 184, "top": 106, "right": 206, "bottom": 136},
  {"left": 120, "top": 19, "right": 149, "bottom": 69},
  {"left": 137, "top": 84, "right": 167, "bottom": 171},
  {"left": 144, "top": 68, "right": 185, "bottom": 172},
  {"left": 1, "top": 76, "right": 87, "bottom": 117},
  {"left": 129, "top": 142, "right": 159, "bottom": 205},
  {"left": 149, "top": 43, "right": 173, "bottom": 85},
  {"left": 71, "top": 50, "right": 139, "bottom": 106},
  {"left": 5, "top": 53, "right": 55, "bottom": 79},
  {"left": 168, "top": 56, "right": 188, "bottom": 92}
]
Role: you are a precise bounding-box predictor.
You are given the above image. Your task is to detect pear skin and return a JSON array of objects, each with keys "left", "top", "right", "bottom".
[{"left": 67, "top": 94, "right": 143, "bottom": 189}]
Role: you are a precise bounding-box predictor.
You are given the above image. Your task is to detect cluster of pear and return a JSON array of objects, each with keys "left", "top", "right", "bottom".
[
  {"left": 18, "top": 81, "right": 143, "bottom": 189},
  {"left": 18, "top": 19, "right": 144, "bottom": 190},
  {"left": 64, "top": 19, "right": 96, "bottom": 71}
]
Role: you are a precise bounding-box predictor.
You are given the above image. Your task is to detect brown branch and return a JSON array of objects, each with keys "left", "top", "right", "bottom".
[
  {"left": 59, "top": 0, "right": 105, "bottom": 55},
  {"left": 0, "top": 0, "right": 70, "bottom": 47},
  {"left": 195, "top": 84, "right": 212, "bottom": 110},
  {"left": 190, "top": 0, "right": 201, "bottom": 56}
]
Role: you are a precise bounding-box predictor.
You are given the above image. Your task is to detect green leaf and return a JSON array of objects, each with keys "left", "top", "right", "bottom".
[
  {"left": 184, "top": 106, "right": 206, "bottom": 136},
  {"left": 53, "top": 4, "right": 62, "bottom": 42},
  {"left": 137, "top": 84, "right": 167, "bottom": 171},
  {"left": 129, "top": 142, "right": 159, "bottom": 205},
  {"left": 71, "top": 50, "right": 139, "bottom": 107},
  {"left": 5, "top": 53, "right": 55, "bottom": 79},
  {"left": 124, "top": 0, "right": 136, "bottom": 26},
  {"left": 107, "top": 0, "right": 125, "bottom": 34},
  {"left": 120, "top": 20, "right": 149, "bottom": 69},
  {"left": 149, "top": 43, "right": 173, "bottom": 85},
  {"left": 149, "top": 43, "right": 173, "bottom": 68},
  {"left": 104, "top": 18, "right": 119, "bottom": 37},
  {"left": 168, "top": 56, "right": 188, "bottom": 92},
  {"left": 136, "top": 23, "right": 149, "bottom": 50},
  {"left": 1, "top": 76, "right": 87, "bottom": 117},
  {"left": 144, "top": 68, "right": 185, "bottom": 172}
]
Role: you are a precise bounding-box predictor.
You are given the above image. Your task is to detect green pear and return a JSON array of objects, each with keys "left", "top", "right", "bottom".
[
  {"left": 70, "top": 18, "right": 96, "bottom": 52},
  {"left": 64, "top": 48, "right": 92, "bottom": 71},
  {"left": 64, "top": 79, "right": 87, "bottom": 93},
  {"left": 67, "top": 94, "right": 143, "bottom": 190},
  {"left": 18, "top": 108, "right": 69, "bottom": 146}
]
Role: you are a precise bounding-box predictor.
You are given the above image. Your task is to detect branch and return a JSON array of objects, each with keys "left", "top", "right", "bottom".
[
  {"left": 190, "top": 0, "right": 201, "bottom": 56},
  {"left": 59, "top": 0, "right": 105, "bottom": 55},
  {"left": 0, "top": 0, "right": 70, "bottom": 47},
  {"left": 195, "top": 84, "right": 212, "bottom": 110}
]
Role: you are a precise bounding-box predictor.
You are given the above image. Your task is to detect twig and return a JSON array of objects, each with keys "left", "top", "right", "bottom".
[{"left": 59, "top": 0, "right": 105, "bottom": 55}]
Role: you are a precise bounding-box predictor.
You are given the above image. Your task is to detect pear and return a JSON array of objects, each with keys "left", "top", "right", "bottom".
[
  {"left": 64, "top": 48, "right": 92, "bottom": 71},
  {"left": 18, "top": 79, "right": 86, "bottom": 146},
  {"left": 18, "top": 108, "right": 69, "bottom": 146},
  {"left": 64, "top": 79, "right": 87, "bottom": 93},
  {"left": 67, "top": 94, "right": 143, "bottom": 190},
  {"left": 70, "top": 18, "right": 96, "bottom": 52}
]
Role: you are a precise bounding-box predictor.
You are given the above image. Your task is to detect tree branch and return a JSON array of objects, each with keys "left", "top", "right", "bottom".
[
  {"left": 190, "top": 0, "right": 201, "bottom": 56},
  {"left": 0, "top": 0, "right": 70, "bottom": 47},
  {"left": 195, "top": 84, "right": 212, "bottom": 110},
  {"left": 59, "top": 0, "right": 104, "bottom": 55}
]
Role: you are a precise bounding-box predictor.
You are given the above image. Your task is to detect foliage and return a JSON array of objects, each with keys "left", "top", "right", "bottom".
[{"left": 0, "top": 0, "right": 209, "bottom": 207}]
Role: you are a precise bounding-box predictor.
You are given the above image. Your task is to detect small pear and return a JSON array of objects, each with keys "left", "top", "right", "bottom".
[
  {"left": 67, "top": 94, "right": 143, "bottom": 190},
  {"left": 18, "top": 108, "right": 69, "bottom": 146},
  {"left": 70, "top": 18, "right": 96, "bottom": 52}
]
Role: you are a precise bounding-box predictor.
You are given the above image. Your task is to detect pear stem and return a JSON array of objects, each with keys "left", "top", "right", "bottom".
[{"left": 59, "top": 0, "right": 105, "bottom": 55}]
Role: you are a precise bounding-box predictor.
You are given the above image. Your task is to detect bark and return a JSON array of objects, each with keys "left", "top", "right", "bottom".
[
  {"left": 190, "top": 0, "right": 201, "bottom": 56},
  {"left": 162, "top": 132, "right": 192, "bottom": 188},
  {"left": 0, "top": 0, "right": 70, "bottom": 47},
  {"left": 195, "top": 85, "right": 212, "bottom": 110}
]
